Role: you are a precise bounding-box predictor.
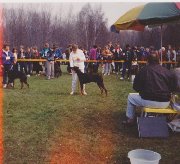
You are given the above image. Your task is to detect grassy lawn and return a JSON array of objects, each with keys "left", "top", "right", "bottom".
[{"left": 3, "top": 65, "right": 180, "bottom": 164}]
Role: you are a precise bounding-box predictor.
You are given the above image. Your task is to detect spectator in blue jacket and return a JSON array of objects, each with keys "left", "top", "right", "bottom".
[
  {"left": 2, "top": 44, "right": 14, "bottom": 88},
  {"left": 53, "top": 45, "right": 63, "bottom": 68},
  {"left": 40, "top": 43, "right": 51, "bottom": 75},
  {"left": 46, "top": 45, "right": 55, "bottom": 80}
]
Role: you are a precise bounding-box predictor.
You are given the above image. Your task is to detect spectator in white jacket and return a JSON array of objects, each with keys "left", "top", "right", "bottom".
[{"left": 69, "top": 44, "right": 87, "bottom": 95}]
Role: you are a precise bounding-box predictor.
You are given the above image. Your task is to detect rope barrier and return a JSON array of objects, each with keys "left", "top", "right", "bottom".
[{"left": 17, "top": 59, "right": 178, "bottom": 64}]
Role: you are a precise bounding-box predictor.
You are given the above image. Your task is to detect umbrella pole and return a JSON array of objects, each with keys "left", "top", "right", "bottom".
[{"left": 160, "top": 24, "right": 163, "bottom": 65}]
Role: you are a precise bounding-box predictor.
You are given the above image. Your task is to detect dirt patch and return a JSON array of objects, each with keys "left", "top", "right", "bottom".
[{"left": 50, "top": 111, "right": 116, "bottom": 164}]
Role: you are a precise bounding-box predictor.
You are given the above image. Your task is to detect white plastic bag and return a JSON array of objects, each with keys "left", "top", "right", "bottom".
[
  {"left": 171, "top": 94, "right": 180, "bottom": 111},
  {"left": 168, "top": 119, "right": 180, "bottom": 132}
]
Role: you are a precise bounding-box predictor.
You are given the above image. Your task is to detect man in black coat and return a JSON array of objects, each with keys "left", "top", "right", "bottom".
[
  {"left": 120, "top": 44, "right": 134, "bottom": 80},
  {"left": 123, "top": 53, "right": 177, "bottom": 125}
]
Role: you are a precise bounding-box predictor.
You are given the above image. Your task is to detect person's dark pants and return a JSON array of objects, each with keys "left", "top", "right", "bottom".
[
  {"left": 139, "top": 62, "right": 147, "bottom": 70},
  {"left": 55, "top": 61, "right": 62, "bottom": 74},
  {"left": 19, "top": 62, "right": 27, "bottom": 74},
  {"left": 3, "top": 64, "right": 11, "bottom": 84},
  {"left": 27, "top": 62, "right": 33, "bottom": 75},
  {"left": 67, "top": 62, "right": 71, "bottom": 73},
  {"left": 93, "top": 64, "right": 99, "bottom": 73},
  {"left": 167, "top": 63, "right": 171, "bottom": 70},
  {"left": 84, "top": 62, "right": 88, "bottom": 73},
  {"left": 33, "top": 62, "right": 42, "bottom": 74},
  {"left": 87, "top": 63, "right": 99, "bottom": 73},
  {"left": 114, "top": 61, "right": 122, "bottom": 73},
  {"left": 122, "top": 62, "right": 132, "bottom": 78},
  {"left": 13, "top": 63, "right": 19, "bottom": 72},
  {"left": 162, "top": 63, "right": 167, "bottom": 68},
  {"left": 172, "top": 63, "right": 176, "bottom": 69}
]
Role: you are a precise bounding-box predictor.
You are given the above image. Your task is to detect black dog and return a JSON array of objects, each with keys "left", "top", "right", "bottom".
[
  {"left": 8, "top": 69, "right": 29, "bottom": 89},
  {"left": 72, "top": 66, "right": 107, "bottom": 96},
  {"left": 54, "top": 62, "right": 62, "bottom": 78}
]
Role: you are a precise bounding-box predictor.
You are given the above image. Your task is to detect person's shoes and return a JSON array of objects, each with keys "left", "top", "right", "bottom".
[
  {"left": 108, "top": 73, "right": 110, "bottom": 76},
  {"left": 7, "top": 83, "right": 13, "bottom": 89},
  {"left": 51, "top": 76, "right": 54, "bottom": 79},
  {"left": 70, "top": 91, "right": 74, "bottom": 95},
  {"left": 27, "top": 74, "right": 30, "bottom": 77},
  {"left": 47, "top": 76, "right": 51, "bottom": 80},
  {"left": 120, "top": 77, "right": 124, "bottom": 80},
  {"left": 83, "top": 91, "right": 87, "bottom": 95},
  {"left": 3, "top": 84, "right": 7, "bottom": 88},
  {"left": 122, "top": 118, "right": 135, "bottom": 126}
]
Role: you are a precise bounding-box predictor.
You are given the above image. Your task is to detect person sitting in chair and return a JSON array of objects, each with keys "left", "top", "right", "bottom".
[{"left": 123, "top": 52, "right": 177, "bottom": 125}]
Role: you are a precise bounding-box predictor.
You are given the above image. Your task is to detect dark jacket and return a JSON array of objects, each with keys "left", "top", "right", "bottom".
[
  {"left": 18, "top": 52, "right": 26, "bottom": 59},
  {"left": 113, "top": 49, "right": 123, "bottom": 60},
  {"left": 133, "top": 64, "right": 176, "bottom": 102},
  {"left": 123, "top": 49, "right": 134, "bottom": 63},
  {"left": 25, "top": 52, "right": 32, "bottom": 59}
]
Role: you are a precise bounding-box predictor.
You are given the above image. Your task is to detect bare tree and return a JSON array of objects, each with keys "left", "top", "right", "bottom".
[{"left": 3, "top": 3, "right": 180, "bottom": 51}]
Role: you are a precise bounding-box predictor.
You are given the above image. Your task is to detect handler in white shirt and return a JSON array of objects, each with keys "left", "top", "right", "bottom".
[{"left": 69, "top": 44, "right": 87, "bottom": 95}]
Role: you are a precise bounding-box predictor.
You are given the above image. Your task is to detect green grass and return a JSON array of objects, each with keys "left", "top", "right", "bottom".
[{"left": 3, "top": 66, "right": 180, "bottom": 164}]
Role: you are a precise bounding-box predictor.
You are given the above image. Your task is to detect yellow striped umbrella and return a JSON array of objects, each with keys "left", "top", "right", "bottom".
[{"left": 111, "top": 2, "right": 180, "bottom": 63}]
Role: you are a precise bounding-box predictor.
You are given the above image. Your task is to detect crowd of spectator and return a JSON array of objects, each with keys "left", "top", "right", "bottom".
[
  {"left": 88, "top": 42, "right": 180, "bottom": 79},
  {"left": 1, "top": 42, "right": 180, "bottom": 88}
]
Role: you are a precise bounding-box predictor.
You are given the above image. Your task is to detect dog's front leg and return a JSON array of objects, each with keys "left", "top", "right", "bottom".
[
  {"left": 80, "top": 82, "right": 84, "bottom": 95},
  {"left": 20, "top": 82, "right": 24, "bottom": 89},
  {"left": 12, "top": 81, "right": 15, "bottom": 89},
  {"left": 97, "top": 83, "right": 103, "bottom": 94},
  {"left": 100, "top": 82, "right": 107, "bottom": 96}
]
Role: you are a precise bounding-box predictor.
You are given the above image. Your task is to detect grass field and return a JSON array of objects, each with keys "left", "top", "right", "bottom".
[{"left": 3, "top": 66, "right": 180, "bottom": 164}]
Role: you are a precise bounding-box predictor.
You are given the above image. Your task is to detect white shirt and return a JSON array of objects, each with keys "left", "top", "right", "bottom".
[
  {"left": 172, "top": 50, "right": 176, "bottom": 61},
  {"left": 62, "top": 53, "right": 66, "bottom": 59},
  {"left": 3, "top": 50, "right": 9, "bottom": 56},
  {"left": 69, "top": 49, "right": 86, "bottom": 70}
]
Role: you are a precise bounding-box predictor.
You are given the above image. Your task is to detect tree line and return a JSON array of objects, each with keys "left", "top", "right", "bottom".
[{"left": 3, "top": 3, "right": 180, "bottom": 51}]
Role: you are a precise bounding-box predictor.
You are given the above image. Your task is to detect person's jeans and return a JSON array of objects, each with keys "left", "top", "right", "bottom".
[
  {"left": 46, "top": 61, "right": 54, "bottom": 78},
  {"left": 126, "top": 93, "right": 170, "bottom": 119},
  {"left": 27, "top": 62, "right": 33, "bottom": 75},
  {"left": 103, "top": 63, "right": 111, "bottom": 75},
  {"left": 42, "top": 62, "right": 47, "bottom": 74},
  {"left": 72, "top": 68, "right": 85, "bottom": 92}
]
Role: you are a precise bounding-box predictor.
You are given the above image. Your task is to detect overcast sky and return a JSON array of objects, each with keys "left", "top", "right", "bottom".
[{"left": 3, "top": 2, "right": 146, "bottom": 27}]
